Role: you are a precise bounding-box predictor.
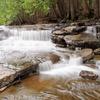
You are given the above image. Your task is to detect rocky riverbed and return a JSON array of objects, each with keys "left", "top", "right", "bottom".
[{"left": 0, "top": 24, "right": 100, "bottom": 100}]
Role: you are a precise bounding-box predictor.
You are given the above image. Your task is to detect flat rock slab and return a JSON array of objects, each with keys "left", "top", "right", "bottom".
[
  {"left": 0, "top": 65, "right": 16, "bottom": 89},
  {"left": 79, "top": 49, "right": 94, "bottom": 62},
  {"left": 64, "top": 33, "right": 100, "bottom": 49},
  {"left": 0, "top": 62, "right": 38, "bottom": 92}
]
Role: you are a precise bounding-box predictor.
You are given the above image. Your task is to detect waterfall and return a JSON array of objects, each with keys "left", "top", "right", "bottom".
[
  {"left": 0, "top": 26, "right": 56, "bottom": 64},
  {"left": 39, "top": 61, "right": 53, "bottom": 71},
  {"left": 85, "top": 26, "right": 97, "bottom": 36},
  {"left": 40, "top": 56, "right": 98, "bottom": 78},
  {"left": 10, "top": 29, "right": 51, "bottom": 41}
]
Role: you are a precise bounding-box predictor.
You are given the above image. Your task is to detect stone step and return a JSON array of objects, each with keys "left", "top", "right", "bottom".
[{"left": 0, "top": 62, "right": 38, "bottom": 92}]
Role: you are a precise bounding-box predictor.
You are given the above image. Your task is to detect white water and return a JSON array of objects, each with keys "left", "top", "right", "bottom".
[
  {"left": 40, "top": 55, "right": 100, "bottom": 79},
  {"left": 85, "top": 26, "right": 97, "bottom": 36},
  {"left": 0, "top": 26, "right": 55, "bottom": 51},
  {"left": 0, "top": 25, "right": 100, "bottom": 79},
  {"left": 10, "top": 29, "right": 51, "bottom": 41},
  {"left": 0, "top": 26, "right": 56, "bottom": 64}
]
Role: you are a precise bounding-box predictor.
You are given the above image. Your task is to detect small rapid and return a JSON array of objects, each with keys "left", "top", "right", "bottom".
[
  {"left": 0, "top": 26, "right": 56, "bottom": 65},
  {"left": 0, "top": 25, "right": 100, "bottom": 100},
  {"left": 0, "top": 25, "right": 99, "bottom": 78},
  {"left": 40, "top": 55, "right": 99, "bottom": 79}
]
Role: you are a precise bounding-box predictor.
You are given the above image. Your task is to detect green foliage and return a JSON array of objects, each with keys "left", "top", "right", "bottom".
[
  {"left": 0, "top": 0, "right": 53, "bottom": 25},
  {"left": 0, "top": 0, "right": 20, "bottom": 24},
  {"left": 22, "top": 0, "right": 52, "bottom": 15}
]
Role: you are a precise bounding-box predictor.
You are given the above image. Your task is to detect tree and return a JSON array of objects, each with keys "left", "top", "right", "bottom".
[
  {"left": 94, "top": 0, "right": 100, "bottom": 18},
  {"left": 0, "top": 0, "right": 20, "bottom": 24}
]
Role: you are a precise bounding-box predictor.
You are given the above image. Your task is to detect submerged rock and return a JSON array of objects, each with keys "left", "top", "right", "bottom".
[{"left": 79, "top": 70, "right": 98, "bottom": 80}]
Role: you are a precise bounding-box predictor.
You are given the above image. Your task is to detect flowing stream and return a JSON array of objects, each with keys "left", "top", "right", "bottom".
[{"left": 0, "top": 25, "right": 100, "bottom": 100}]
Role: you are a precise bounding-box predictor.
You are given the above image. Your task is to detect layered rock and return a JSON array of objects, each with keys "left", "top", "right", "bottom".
[
  {"left": 0, "top": 61, "right": 38, "bottom": 92},
  {"left": 51, "top": 25, "right": 100, "bottom": 49},
  {"left": 64, "top": 33, "right": 100, "bottom": 49}
]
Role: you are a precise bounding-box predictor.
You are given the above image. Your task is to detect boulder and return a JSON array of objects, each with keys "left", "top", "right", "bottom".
[
  {"left": 79, "top": 49, "right": 94, "bottom": 62},
  {"left": 79, "top": 70, "right": 98, "bottom": 80},
  {"left": 35, "top": 53, "right": 60, "bottom": 64}
]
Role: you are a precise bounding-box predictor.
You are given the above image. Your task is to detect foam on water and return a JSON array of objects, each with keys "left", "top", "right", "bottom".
[
  {"left": 0, "top": 27, "right": 55, "bottom": 52},
  {"left": 85, "top": 26, "right": 97, "bottom": 36},
  {"left": 0, "top": 26, "right": 56, "bottom": 64},
  {"left": 0, "top": 25, "right": 100, "bottom": 79},
  {"left": 40, "top": 56, "right": 100, "bottom": 78}
]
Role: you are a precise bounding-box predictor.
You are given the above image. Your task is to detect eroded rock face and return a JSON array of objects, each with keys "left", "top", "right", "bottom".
[{"left": 79, "top": 70, "right": 98, "bottom": 80}]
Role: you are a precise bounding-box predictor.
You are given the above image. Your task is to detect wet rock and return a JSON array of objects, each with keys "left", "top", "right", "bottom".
[
  {"left": 56, "top": 44, "right": 66, "bottom": 48},
  {"left": 72, "top": 26, "right": 86, "bottom": 33},
  {"left": 77, "top": 22, "right": 85, "bottom": 26},
  {"left": 47, "top": 53, "right": 60, "bottom": 64},
  {"left": 64, "top": 33, "right": 100, "bottom": 49},
  {"left": 62, "top": 26, "right": 76, "bottom": 32},
  {"left": 0, "top": 60, "right": 39, "bottom": 91},
  {"left": 94, "top": 48, "right": 100, "bottom": 55},
  {"left": 35, "top": 53, "right": 60, "bottom": 64},
  {"left": 0, "top": 29, "right": 12, "bottom": 40},
  {"left": 0, "top": 64, "right": 16, "bottom": 89},
  {"left": 79, "top": 49, "right": 94, "bottom": 62},
  {"left": 51, "top": 34, "right": 66, "bottom": 46},
  {"left": 96, "top": 25, "right": 100, "bottom": 33},
  {"left": 85, "top": 64, "right": 97, "bottom": 69},
  {"left": 52, "top": 24, "right": 100, "bottom": 48},
  {"left": 70, "top": 22, "right": 85, "bottom": 26},
  {"left": 79, "top": 70, "right": 98, "bottom": 80},
  {"left": 15, "top": 62, "right": 39, "bottom": 79}
]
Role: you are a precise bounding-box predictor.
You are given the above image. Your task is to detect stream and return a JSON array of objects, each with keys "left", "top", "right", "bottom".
[{"left": 0, "top": 25, "right": 100, "bottom": 100}]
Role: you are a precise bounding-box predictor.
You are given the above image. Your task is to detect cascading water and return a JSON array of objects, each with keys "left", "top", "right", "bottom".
[
  {"left": 0, "top": 25, "right": 100, "bottom": 100},
  {"left": 39, "top": 26, "right": 100, "bottom": 78},
  {"left": 0, "top": 26, "right": 56, "bottom": 64},
  {"left": 85, "top": 26, "right": 98, "bottom": 37},
  {"left": 40, "top": 55, "right": 99, "bottom": 79},
  {"left": 10, "top": 29, "right": 51, "bottom": 41},
  {"left": 0, "top": 25, "right": 100, "bottom": 78}
]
